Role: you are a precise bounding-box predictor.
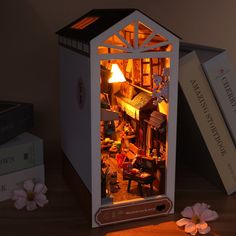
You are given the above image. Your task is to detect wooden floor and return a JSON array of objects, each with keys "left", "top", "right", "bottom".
[
  {"left": 103, "top": 156, "right": 159, "bottom": 203},
  {"left": 0, "top": 161, "right": 236, "bottom": 236}
]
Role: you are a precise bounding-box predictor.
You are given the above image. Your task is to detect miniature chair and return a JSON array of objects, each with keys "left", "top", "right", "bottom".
[
  {"left": 125, "top": 156, "right": 157, "bottom": 197},
  {"left": 125, "top": 143, "right": 139, "bottom": 161}
]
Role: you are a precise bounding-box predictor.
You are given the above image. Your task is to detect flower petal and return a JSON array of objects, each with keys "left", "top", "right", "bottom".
[
  {"left": 201, "top": 209, "right": 219, "bottom": 221},
  {"left": 198, "top": 225, "right": 211, "bottom": 234},
  {"left": 35, "top": 193, "right": 48, "bottom": 207},
  {"left": 26, "top": 200, "right": 37, "bottom": 211},
  {"left": 14, "top": 198, "right": 27, "bottom": 209},
  {"left": 176, "top": 218, "right": 191, "bottom": 227},
  {"left": 185, "top": 222, "right": 197, "bottom": 235},
  {"left": 12, "top": 189, "right": 27, "bottom": 200},
  {"left": 196, "top": 222, "right": 208, "bottom": 231},
  {"left": 24, "top": 179, "right": 34, "bottom": 192},
  {"left": 34, "top": 183, "right": 47, "bottom": 194},
  {"left": 193, "top": 203, "right": 209, "bottom": 216},
  {"left": 181, "top": 206, "right": 194, "bottom": 218}
]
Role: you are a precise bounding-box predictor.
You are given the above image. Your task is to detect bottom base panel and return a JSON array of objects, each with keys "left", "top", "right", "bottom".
[{"left": 96, "top": 197, "right": 172, "bottom": 226}]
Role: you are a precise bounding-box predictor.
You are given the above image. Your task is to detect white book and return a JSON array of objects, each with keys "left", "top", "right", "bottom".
[
  {"left": 203, "top": 51, "right": 236, "bottom": 146},
  {"left": 0, "top": 132, "right": 44, "bottom": 175},
  {"left": 179, "top": 51, "right": 236, "bottom": 195},
  {"left": 0, "top": 164, "right": 45, "bottom": 202}
]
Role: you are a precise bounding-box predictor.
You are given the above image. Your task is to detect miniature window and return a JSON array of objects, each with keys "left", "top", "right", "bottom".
[
  {"left": 71, "top": 16, "right": 100, "bottom": 30},
  {"left": 98, "top": 20, "right": 171, "bottom": 54}
]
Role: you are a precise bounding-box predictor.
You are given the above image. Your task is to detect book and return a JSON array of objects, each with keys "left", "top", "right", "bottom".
[
  {"left": 177, "top": 83, "right": 225, "bottom": 192},
  {"left": 0, "top": 132, "right": 44, "bottom": 176},
  {"left": 202, "top": 51, "right": 236, "bottom": 146},
  {"left": 0, "top": 164, "right": 45, "bottom": 201},
  {"left": 179, "top": 51, "right": 236, "bottom": 195},
  {"left": 177, "top": 42, "right": 227, "bottom": 191},
  {"left": 0, "top": 101, "right": 33, "bottom": 144}
]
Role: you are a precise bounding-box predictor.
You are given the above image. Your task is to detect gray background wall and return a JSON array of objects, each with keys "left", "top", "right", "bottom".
[{"left": 1, "top": 0, "right": 236, "bottom": 169}]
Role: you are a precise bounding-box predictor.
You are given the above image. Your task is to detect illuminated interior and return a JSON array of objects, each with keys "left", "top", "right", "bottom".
[{"left": 100, "top": 21, "right": 171, "bottom": 205}]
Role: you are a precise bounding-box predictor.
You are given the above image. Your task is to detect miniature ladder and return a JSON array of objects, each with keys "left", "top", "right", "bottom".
[{"left": 140, "top": 58, "right": 159, "bottom": 89}]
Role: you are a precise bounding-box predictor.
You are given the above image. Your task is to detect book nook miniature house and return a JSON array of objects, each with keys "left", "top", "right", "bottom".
[{"left": 57, "top": 9, "right": 179, "bottom": 227}]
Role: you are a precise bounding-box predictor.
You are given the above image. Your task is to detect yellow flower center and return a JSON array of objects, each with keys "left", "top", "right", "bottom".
[
  {"left": 27, "top": 191, "right": 35, "bottom": 201},
  {"left": 191, "top": 215, "right": 201, "bottom": 224}
]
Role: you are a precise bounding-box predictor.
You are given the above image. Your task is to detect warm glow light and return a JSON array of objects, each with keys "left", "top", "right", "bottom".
[
  {"left": 108, "top": 64, "right": 126, "bottom": 83},
  {"left": 71, "top": 16, "right": 100, "bottom": 30},
  {"left": 158, "top": 100, "right": 168, "bottom": 115}
]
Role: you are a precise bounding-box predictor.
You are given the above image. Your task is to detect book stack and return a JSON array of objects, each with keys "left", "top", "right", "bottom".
[
  {"left": 178, "top": 42, "right": 236, "bottom": 195},
  {"left": 0, "top": 102, "right": 44, "bottom": 201}
]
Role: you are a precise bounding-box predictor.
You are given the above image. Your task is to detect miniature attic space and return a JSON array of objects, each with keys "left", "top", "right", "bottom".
[{"left": 57, "top": 9, "right": 179, "bottom": 227}]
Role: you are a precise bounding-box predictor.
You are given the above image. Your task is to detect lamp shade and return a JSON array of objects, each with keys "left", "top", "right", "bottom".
[{"left": 108, "top": 64, "right": 126, "bottom": 83}]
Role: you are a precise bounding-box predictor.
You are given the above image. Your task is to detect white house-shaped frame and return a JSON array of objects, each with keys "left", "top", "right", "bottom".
[{"left": 57, "top": 9, "right": 179, "bottom": 228}]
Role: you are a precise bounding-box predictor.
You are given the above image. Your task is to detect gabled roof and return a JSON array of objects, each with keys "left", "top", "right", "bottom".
[
  {"left": 56, "top": 9, "right": 136, "bottom": 42},
  {"left": 56, "top": 9, "right": 180, "bottom": 43}
]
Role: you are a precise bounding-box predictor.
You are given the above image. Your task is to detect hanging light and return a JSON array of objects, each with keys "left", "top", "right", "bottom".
[{"left": 108, "top": 64, "right": 126, "bottom": 83}]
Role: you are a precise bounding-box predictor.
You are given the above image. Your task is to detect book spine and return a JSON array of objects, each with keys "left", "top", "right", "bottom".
[
  {"left": 0, "top": 139, "right": 43, "bottom": 176},
  {"left": 179, "top": 51, "right": 236, "bottom": 195},
  {"left": 0, "top": 102, "right": 33, "bottom": 144},
  {"left": 202, "top": 51, "right": 236, "bottom": 146},
  {"left": 0, "top": 164, "right": 45, "bottom": 202}
]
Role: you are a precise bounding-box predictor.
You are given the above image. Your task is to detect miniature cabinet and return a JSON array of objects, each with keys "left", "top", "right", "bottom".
[{"left": 57, "top": 9, "right": 179, "bottom": 227}]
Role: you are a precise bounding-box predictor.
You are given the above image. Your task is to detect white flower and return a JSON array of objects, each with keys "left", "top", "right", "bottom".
[
  {"left": 152, "top": 89, "right": 158, "bottom": 98},
  {"left": 162, "top": 68, "right": 170, "bottom": 77},
  {"left": 12, "top": 179, "right": 48, "bottom": 211},
  {"left": 153, "top": 75, "right": 162, "bottom": 85},
  {"left": 176, "top": 203, "right": 218, "bottom": 235},
  {"left": 160, "top": 86, "right": 169, "bottom": 100}
]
